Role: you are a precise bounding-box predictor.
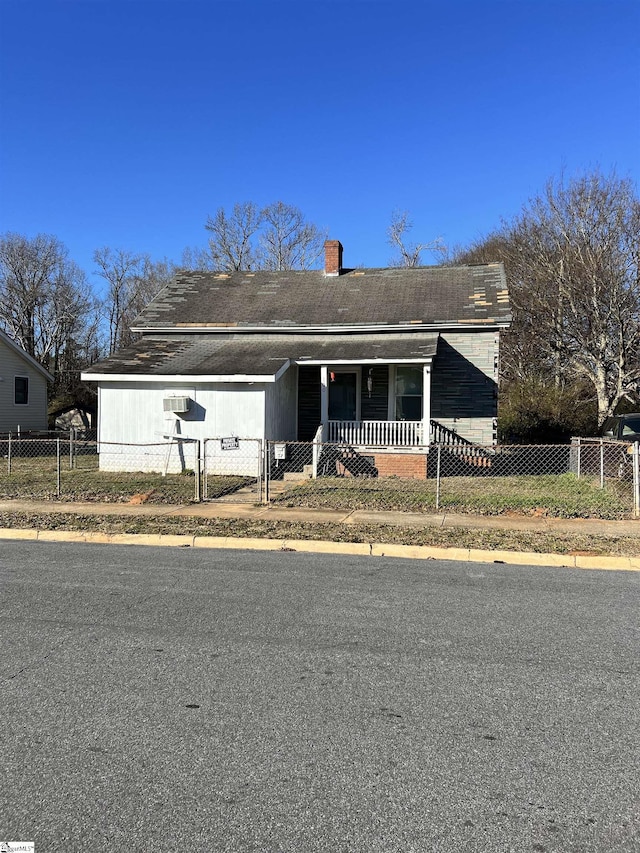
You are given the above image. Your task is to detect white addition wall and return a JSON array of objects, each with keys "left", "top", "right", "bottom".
[
  {"left": 265, "top": 364, "right": 297, "bottom": 441},
  {"left": 97, "top": 381, "right": 267, "bottom": 474},
  {"left": 0, "top": 340, "right": 49, "bottom": 432}
]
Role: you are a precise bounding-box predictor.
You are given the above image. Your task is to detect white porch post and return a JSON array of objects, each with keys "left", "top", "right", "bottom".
[
  {"left": 422, "top": 364, "right": 431, "bottom": 445},
  {"left": 320, "top": 365, "right": 329, "bottom": 441}
]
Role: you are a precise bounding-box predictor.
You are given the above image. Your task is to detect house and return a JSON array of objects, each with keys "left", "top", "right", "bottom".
[
  {"left": 82, "top": 241, "right": 511, "bottom": 476},
  {"left": 49, "top": 402, "right": 97, "bottom": 434},
  {"left": 0, "top": 328, "right": 53, "bottom": 433}
]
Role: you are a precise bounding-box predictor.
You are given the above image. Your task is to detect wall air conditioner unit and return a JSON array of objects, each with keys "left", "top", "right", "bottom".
[{"left": 163, "top": 396, "right": 191, "bottom": 413}]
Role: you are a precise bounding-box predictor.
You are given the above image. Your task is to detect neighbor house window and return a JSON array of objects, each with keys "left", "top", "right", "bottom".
[
  {"left": 15, "top": 376, "right": 29, "bottom": 405},
  {"left": 394, "top": 366, "right": 423, "bottom": 420}
]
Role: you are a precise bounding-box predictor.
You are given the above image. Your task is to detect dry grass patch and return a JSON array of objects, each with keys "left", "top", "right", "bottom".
[{"left": 1, "top": 510, "right": 639, "bottom": 558}]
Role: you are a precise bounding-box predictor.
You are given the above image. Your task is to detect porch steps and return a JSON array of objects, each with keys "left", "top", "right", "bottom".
[
  {"left": 430, "top": 419, "right": 494, "bottom": 472},
  {"left": 462, "top": 454, "right": 492, "bottom": 468},
  {"left": 436, "top": 447, "right": 494, "bottom": 477},
  {"left": 283, "top": 465, "right": 313, "bottom": 481},
  {"left": 317, "top": 445, "right": 379, "bottom": 478}
]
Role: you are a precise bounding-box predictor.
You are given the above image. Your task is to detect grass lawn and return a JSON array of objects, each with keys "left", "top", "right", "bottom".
[
  {"left": 273, "top": 472, "right": 634, "bottom": 519},
  {"left": 0, "top": 456, "right": 252, "bottom": 503},
  {"left": 0, "top": 455, "right": 634, "bottom": 517}
]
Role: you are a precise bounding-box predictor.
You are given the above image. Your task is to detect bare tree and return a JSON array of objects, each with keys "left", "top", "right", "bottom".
[
  {"left": 124, "top": 256, "right": 176, "bottom": 346},
  {"left": 205, "top": 202, "right": 262, "bottom": 271},
  {"left": 0, "top": 233, "right": 95, "bottom": 394},
  {"left": 180, "top": 245, "right": 218, "bottom": 272},
  {"left": 387, "top": 211, "right": 445, "bottom": 267},
  {"left": 199, "top": 201, "right": 326, "bottom": 272},
  {"left": 94, "top": 247, "right": 145, "bottom": 354},
  {"left": 451, "top": 171, "right": 640, "bottom": 426},
  {"left": 259, "top": 201, "right": 327, "bottom": 270},
  {"left": 94, "top": 248, "right": 176, "bottom": 352}
]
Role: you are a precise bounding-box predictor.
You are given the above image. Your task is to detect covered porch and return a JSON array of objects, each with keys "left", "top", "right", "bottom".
[{"left": 297, "top": 357, "right": 435, "bottom": 450}]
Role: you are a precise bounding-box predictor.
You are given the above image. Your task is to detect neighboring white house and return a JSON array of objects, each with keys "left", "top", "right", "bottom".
[
  {"left": 0, "top": 328, "right": 53, "bottom": 433},
  {"left": 82, "top": 241, "right": 511, "bottom": 476}
]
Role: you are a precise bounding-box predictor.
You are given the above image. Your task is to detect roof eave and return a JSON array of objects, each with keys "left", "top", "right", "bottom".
[
  {"left": 294, "top": 356, "right": 435, "bottom": 366},
  {"left": 0, "top": 329, "right": 54, "bottom": 382},
  {"left": 130, "top": 320, "right": 511, "bottom": 335},
  {"left": 80, "top": 372, "right": 282, "bottom": 383}
]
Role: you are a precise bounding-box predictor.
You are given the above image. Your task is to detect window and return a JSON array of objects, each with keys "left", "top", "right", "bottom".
[
  {"left": 621, "top": 417, "right": 640, "bottom": 437},
  {"left": 15, "top": 376, "right": 29, "bottom": 405},
  {"left": 394, "top": 366, "right": 423, "bottom": 420}
]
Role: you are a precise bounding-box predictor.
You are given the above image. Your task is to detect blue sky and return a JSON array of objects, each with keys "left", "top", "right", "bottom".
[{"left": 1, "top": 0, "right": 638, "bottom": 288}]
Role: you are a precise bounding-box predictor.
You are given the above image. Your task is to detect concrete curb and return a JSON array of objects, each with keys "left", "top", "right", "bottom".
[{"left": 1, "top": 527, "right": 639, "bottom": 571}]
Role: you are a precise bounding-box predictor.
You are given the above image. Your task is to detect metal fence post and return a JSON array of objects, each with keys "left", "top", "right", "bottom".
[
  {"left": 435, "top": 443, "right": 442, "bottom": 511},
  {"left": 69, "top": 428, "right": 74, "bottom": 470},
  {"left": 576, "top": 437, "right": 581, "bottom": 479},
  {"left": 7, "top": 433, "right": 11, "bottom": 474},
  {"left": 194, "top": 440, "right": 201, "bottom": 502},
  {"left": 599, "top": 438, "right": 604, "bottom": 489},
  {"left": 633, "top": 442, "right": 640, "bottom": 519},
  {"left": 202, "top": 439, "right": 208, "bottom": 500},
  {"left": 256, "top": 438, "right": 264, "bottom": 503},
  {"left": 265, "top": 441, "right": 271, "bottom": 504},
  {"left": 56, "top": 438, "right": 61, "bottom": 497},
  {"left": 264, "top": 440, "right": 269, "bottom": 503}
]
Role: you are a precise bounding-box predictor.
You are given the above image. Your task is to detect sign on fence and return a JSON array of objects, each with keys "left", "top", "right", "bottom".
[{"left": 220, "top": 437, "right": 239, "bottom": 451}]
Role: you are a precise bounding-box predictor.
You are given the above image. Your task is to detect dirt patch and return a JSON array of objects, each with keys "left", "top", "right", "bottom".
[{"left": 128, "top": 490, "right": 156, "bottom": 505}]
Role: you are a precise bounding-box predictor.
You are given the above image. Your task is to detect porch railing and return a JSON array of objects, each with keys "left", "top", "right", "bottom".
[
  {"left": 430, "top": 419, "right": 471, "bottom": 449},
  {"left": 327, "top": 419, "right": 426, "bottom": 447},
  {"left": 429, "top": 419, "right": 496, "bottom": 464}
]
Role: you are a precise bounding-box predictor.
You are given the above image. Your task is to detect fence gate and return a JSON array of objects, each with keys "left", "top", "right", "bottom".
[{"left": 203, "top": 438, "right": 264, "bottom": 503}]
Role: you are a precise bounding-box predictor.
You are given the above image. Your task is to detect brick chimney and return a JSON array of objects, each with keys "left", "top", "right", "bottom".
[{"left": 324, "top": 240, "right": 343, "bottom": 276}]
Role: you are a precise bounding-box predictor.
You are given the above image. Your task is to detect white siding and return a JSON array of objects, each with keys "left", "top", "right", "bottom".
[
  {"left": 97, "top": 381, "right": 267, "bottom": 474},
  {"left": 0, "top": 339, "right": 49, "bottom": 432},
  {"left": 265, "top": 365, "right": 297, "bottom": 441}
]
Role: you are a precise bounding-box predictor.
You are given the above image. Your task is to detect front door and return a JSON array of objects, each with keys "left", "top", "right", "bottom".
[{"left": 329, "top": 371, "right": 357, "bottom": 421}]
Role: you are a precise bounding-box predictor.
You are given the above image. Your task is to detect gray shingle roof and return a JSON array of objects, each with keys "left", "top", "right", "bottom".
[
  {"left": 84, "top": 333, "right": 440, "bottom": 377},
  {"left": 131, "top": 263, "right": 510, "bottom": 330}
]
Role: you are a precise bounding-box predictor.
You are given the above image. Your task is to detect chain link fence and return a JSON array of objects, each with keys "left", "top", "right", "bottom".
[
  {"left": 0, "top": 432, "right": 200, "bottom": 503},
  {"left": 264, "top": 438, "right": 640, "bottom": 519},
  {"left": 1, "top": 432, "right": 638, "bottom": 518},
  {"left": 203, "top": 438, "right": 263, "bottom": 502}
]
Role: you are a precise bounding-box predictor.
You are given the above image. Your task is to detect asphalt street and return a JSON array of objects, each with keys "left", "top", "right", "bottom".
[{"left": 1, "top": 541, "right": 638, "bottom": 852}]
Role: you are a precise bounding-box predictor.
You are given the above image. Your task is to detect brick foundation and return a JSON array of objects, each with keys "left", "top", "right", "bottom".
[{"left": 373, "top": 452, "right": 428, "bottom": 479}]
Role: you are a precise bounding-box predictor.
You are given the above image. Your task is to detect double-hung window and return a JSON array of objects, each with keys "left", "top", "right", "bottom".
[
  {"left": 14, "top": 376, "right": 29, "bottom": 405},
  {"left": 394, "top": 366, "right": 423, "bottom": 420}
]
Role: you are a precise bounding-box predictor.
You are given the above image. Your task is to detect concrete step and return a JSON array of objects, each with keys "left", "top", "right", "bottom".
[{"left": 283, "top": 470, "right": 311, "bottom": 481}]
